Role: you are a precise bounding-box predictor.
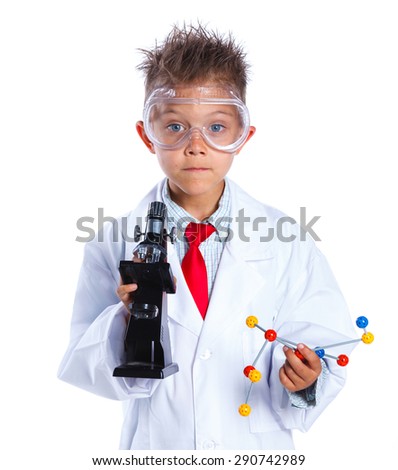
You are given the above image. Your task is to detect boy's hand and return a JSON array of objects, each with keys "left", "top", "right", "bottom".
[
  {"left": 117, "top": 254, "right": 142, "bottom": 313},
  {"left": 117, "top": 281, "right": 138, "bottom": 313},
  {"left": 279, "top": 343, "right": 322, "bottom": 392}
]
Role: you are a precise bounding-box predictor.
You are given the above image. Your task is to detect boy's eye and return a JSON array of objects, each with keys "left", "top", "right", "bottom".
[
  {"left": 209, "top": 124, "right": 225, "bottom": 133},
  {"left": 167, "top": 123, "right": 184, "bottom": 133}
]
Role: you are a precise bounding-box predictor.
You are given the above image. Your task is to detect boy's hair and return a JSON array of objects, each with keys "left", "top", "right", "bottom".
[{"left": 137, "top": 23, "right": 250, "bottom": 102}]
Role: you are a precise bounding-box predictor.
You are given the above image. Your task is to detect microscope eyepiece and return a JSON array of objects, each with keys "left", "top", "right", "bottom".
[
  {"left": 133, "top": 201, "right": 168, "bottom": 262},
  {"left": 148, "top": 201, "right": 166, "bottom": 219}
]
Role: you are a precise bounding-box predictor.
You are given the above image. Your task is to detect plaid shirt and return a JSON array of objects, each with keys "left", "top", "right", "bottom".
[{"left": 162, "top": 179, "right": 231, "bottom": 298}]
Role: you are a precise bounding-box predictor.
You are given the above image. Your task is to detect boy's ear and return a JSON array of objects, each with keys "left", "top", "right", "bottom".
[
  {"left": 136, "top": 121, "right": 156, "bottom": 154},
  {"left": 235, "top": 126, "right": 256, "bottom": 155}
]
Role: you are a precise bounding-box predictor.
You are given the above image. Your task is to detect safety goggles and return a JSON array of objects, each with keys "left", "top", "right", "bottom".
[{"left": 143, "top": 86, "right": 250, "bottom": 153}]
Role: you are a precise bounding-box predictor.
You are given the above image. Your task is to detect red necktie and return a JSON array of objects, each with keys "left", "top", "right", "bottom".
[{"left": 181, "top": 222, "right": 216, "bottom": 319}]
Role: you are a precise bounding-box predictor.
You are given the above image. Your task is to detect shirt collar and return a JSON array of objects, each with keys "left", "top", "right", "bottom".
[{"left": 161, "top": 179, "right": 231, "bottom": 240}]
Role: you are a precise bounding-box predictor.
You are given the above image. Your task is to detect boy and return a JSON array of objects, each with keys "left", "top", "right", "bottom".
[{"left": 58, "top": 24, "right": 356, "bottom": 450}]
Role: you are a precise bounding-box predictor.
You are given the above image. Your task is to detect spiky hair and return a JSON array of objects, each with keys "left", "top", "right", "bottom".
[{"left": 137, "top": 23, "right": 250, "bottom": 101}]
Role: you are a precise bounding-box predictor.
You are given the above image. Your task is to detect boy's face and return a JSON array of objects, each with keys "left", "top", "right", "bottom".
[{"left": 136, "top": 84, "right": 255, "bottom": 205}]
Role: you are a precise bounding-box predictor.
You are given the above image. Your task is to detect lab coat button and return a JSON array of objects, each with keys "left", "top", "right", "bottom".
[
  {"left": 203, "top": 440, "right": 216, "bottom": 450},
  {"left": 199, "top": 349, "right": 212, "bottom": 360}
]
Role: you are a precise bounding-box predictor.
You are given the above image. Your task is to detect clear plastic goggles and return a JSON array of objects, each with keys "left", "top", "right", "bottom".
[{"left": 143, "top": 86, "right": 250, "bottom": 153}]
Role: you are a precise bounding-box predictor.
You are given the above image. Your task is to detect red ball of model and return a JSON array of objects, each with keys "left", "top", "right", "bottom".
[
  {"left": 244, "top": 365, "right": 255, "bottom": 377},
  {"left": 337, "top": 354, "right": 349, "bottom": 366},
  {"left": 264, "top": 329, "right": 277, "bottom": 342},
  {"left": 294, "top": 349, "right": 305, "bottom": 360}
]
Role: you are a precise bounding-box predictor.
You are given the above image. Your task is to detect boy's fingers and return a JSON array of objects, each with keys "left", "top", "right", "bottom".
[
  {"left": 283, "top": 346, "right": 306, "bottom": 373},
  {"left": 116, "top": 283, "right": 138, "bottom": 300},
  {"left": 279, "top": 364, "right": 305, "bottom": 392},
  {"left": 282, "top": 345, "right": 321, "bottom": 388},
  {"left": 283, "top": 344, "right": 321, "bottom": 372},
  {"left": 295, "top": 344, "right": 322, "bottom": 372},
  {"left": 279, "top": 366, "right": 296, "bottom": 391},
  {"left": 118, "top": 283, "right": 138, "bottom": 293},
  {"left": 281, "top": 361, "right": 302, "bottom": 385}
]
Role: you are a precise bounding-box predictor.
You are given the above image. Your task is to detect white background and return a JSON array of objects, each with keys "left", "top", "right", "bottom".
[{"left": 1, "top": 1, "right": 397, "bottom": 468}]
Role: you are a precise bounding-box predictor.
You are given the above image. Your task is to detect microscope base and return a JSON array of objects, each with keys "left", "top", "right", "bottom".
[{"left": 113, "top": 362, "right": 179, "bottom": 379}]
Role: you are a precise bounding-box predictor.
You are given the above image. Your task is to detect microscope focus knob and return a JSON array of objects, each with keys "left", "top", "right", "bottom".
[{"left": 134, "top": 225, "right": 143, "bottom": 242}]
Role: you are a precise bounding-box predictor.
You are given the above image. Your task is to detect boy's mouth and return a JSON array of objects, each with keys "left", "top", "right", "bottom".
[{"left": 183, "top": 167, "right": 210, "bottom": 171}]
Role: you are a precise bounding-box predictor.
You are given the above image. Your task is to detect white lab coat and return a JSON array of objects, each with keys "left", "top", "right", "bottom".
[{"left": 58, "top": 178, "right": 357, "bottom": 450}]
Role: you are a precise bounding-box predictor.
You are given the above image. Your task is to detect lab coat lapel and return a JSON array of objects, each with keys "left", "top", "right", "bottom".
[
  {"left": 167, "top": 236, "right": 271, "bottom": 342},
  {"left": 199, "top": 180, "right": 274, "bottom": 346}
]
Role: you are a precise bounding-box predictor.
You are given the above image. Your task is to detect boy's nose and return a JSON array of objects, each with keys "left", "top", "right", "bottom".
[{"left": 185, "top": 128, "right": 207, "bottom": 155}]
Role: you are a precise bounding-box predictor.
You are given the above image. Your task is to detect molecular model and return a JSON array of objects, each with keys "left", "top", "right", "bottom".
[{"left": 238, "top": 315, "right": 374, "bottom": 417}]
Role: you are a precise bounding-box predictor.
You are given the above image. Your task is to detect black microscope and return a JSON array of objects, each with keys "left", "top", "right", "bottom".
[{"left": 113, "top": 201, "right": 178, "bottom": 379}]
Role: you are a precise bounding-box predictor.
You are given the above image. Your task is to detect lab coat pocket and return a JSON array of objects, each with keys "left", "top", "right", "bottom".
[{"left": 242, "top": 331, "right": 285, "bottom": 433}]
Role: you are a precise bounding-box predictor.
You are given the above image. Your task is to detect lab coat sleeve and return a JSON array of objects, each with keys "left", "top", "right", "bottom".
[
  {"left": 57, "top": 226, "right": 160, "bottom": 400},
  {"left": 268, "top": 245, "right": 358, "bottom": 432}
]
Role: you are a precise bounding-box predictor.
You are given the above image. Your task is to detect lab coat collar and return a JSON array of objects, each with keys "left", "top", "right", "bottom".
[{"left": 124, "top": 178, "right": 276, "bottom": 261}]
